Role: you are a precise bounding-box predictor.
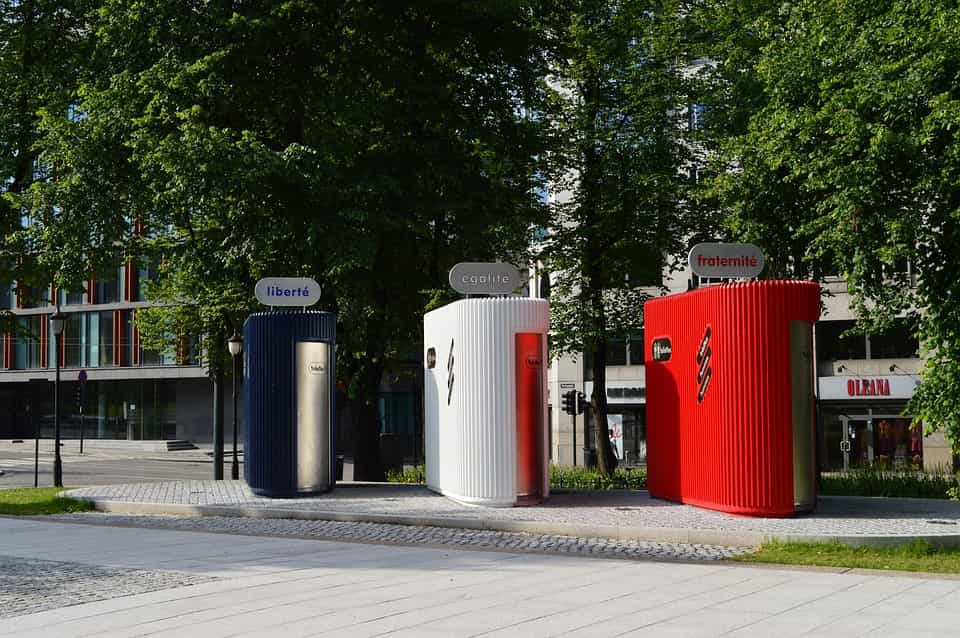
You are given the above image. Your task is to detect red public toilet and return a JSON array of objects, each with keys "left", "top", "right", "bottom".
[{"left": 644, "top": 280, "right": 821, "bottom": 517}]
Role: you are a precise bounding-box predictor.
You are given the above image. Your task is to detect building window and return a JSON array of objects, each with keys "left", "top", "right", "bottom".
[
  {"left": 627, "top": 331, "right": 644, "bottom": 365},
  {"left": 18, "top": 285, "right": 48, "bottom": 309},
  {"left": 816, "top": 320, "right": 867, "bottom": 361},
  {"left": 688, "top": 103, "right": 707, "bottom": 130},
  {"left": 0, "top": 283, "right": 12, "bottom": 309},
  {"left": 98, "top": 311, "right": 113, "bottom": 366},
  {"left": 136, "top": 258, "right": 160, "bottom": 301},
  {"left": 868, "top": 319, "right": 919, "bottom": 359},
  {"left": 605, "top": 337, "right": 627, "bottom": 366},
  {"left": 14, "top": 316, "right": 41, "bottom": 369}
]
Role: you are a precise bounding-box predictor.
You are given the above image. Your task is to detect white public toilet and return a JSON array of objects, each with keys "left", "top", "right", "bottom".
[{"left": 423, "top": 297, "right": 550, "bottom": 507}]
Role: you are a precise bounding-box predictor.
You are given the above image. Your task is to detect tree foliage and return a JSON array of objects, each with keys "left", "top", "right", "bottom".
[
  {"left": 713, "top": 0, "right": 960, "bottom": 448},
  {"left": 35, "top": 0, "right": 551, "bottom": 477},
  {"left": 544, "top": 0, "right": 692, "bottom": 473},
  {"left": 0, "top": 0, "right": 98, "bottom": 316}
]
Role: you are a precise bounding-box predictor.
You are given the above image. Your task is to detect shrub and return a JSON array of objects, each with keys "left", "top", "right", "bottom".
[
  {"left": 386, "top": 465, "right": 426, "bottom": 484},
  {"left": 819, "top": 465, "right": 958, "bottom": 499},
  {"left": 550, "top": 465, "right": 647, "bottom": 490}
]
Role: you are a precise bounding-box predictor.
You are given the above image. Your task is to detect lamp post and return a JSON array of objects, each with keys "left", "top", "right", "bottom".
[
  {"left": 49, "top": 307, "right": 66, "bottom": 488},
  {"left": 228, "top": 332, "right": 243, "bottom": 480}
]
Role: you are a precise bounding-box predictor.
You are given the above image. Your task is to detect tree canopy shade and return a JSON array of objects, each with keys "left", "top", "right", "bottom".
[
  {"left": 543, "top": 0, "right": 693, "bottom": 473},
  {"left": 714, "top": 0, "right": 960, "bottom": 448},
  {"left": 35, "top": 0, "right": 551, "bottom": 478}
]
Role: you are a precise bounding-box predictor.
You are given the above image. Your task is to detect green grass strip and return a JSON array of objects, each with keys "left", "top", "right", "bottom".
[
  {"left": 0, "top": 487, "right": 94, "bottom": 516},
  {"left": 733, "top": 540, "right": 960, "bottom": 574}
]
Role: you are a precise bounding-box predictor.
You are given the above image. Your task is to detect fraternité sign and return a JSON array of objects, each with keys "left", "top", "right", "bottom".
[{"left": 688, "top": 243, "right": 764, "bottom": 279}]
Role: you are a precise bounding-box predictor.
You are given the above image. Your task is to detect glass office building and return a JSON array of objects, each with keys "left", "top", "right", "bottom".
[{"left": 0, "top": 263, "right": 213, "bottom": 442}]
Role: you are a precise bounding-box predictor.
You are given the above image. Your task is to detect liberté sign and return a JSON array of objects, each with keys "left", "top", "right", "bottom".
[
  {"left": 255, "top": 277, "right": 321, "bottom": 307},
  {"left": 449, "top": 262, "right": 521, "bottom": 295},
  {"left": 688, "top": 243, "right": 764, "bottom": 279}
]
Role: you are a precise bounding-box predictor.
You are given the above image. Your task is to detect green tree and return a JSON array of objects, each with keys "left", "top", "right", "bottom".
[
  {"left": 718, "top": 0, "right": 960, "bottom": 448},
  {"left": 682, "top": 0, "right": 830, "bottom": 278},
  {"left": 0, "top": 0, "right": 99, "bottom": 316},
  {"left": 544, "top": 0, "right": 692, "bottom": 474},
  {"left": 37, "top": 0, "right": 551, "bottom": 478}
]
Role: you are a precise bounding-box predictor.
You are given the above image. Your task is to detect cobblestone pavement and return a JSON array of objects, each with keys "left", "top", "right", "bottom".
[
  {"left": 0, "top": 555, "right": 216, "bottom": 619},
  {"left": 67, "top": 481, "right": 960, "bottom": 538},
  {"left": 49, "top": 512, "right": 753, "bottom": 562}
]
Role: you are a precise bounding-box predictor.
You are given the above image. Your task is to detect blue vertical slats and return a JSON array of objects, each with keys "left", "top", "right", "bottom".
[{"left": 243, "top": 311, "right": 336, "bottom": 497}]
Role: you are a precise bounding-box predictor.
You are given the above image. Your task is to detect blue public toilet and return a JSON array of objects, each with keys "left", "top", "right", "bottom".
[{"left": 244, "top": 311, "right": 337, "bottom": 497}]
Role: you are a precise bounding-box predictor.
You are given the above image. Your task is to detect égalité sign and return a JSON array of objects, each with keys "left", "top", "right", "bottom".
[
  {"left": 688, "top": 242, "right": 764, "bottom": 279},
  {"left": 255, "top": 277, "right": 321, "bottom": 307},
  {"left": 449, "top": 262, "right": 521, "bottom": 295}
]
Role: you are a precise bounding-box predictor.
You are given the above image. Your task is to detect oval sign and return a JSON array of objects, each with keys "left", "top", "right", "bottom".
[
  {"left": 448, "top": 262, "right": 521, "bottom": 295},
  {"left": 255, "top": 277, "right": 321, "bottom": 307},
  {"left": 688, "top": 243, "right": 764, "bottom": 279}
]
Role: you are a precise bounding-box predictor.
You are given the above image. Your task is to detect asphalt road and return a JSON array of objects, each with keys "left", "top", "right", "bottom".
[{"left": 0, "top": 446, "right": 223, "bottom": 488}]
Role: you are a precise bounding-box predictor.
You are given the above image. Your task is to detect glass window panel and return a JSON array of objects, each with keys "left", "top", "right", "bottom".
[
  {"left": 869, "top": 319, "right": 919, "bottom": 359},
  {"left": 14, "top": 316, "right": 41, "bottom": 369},
  {"left": 99, "top": 311, "right": 113, "bottom": 366},
  {"left": 816, "top": 320, "right": 866, "bottom": 360},
  {"left": 605, "top": 337, "right": 627, "bottom": 366},
  {"left": 627, "top": 331, "right": 644, "bottom": 365},
  {"left": 86, "top": 312, "right": 100, "bottom": 367},
  {"left": 64, "top": 314, "right": 83, "bottom": 367}
]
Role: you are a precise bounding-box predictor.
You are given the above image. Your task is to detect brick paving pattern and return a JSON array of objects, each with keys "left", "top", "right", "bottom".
[
  {"left": 50, "top": 513, "right": 752, "bottom": 561},
  {"left": 0, "top": 555, "right": 215, "bottom": 619}
]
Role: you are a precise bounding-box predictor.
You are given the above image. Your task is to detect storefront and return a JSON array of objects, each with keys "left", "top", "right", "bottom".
[
  {"left": 818, "top": 375, "right": 927, "bottom": 471},
  {"left": 583, "top": 380, "right": 646, "bottom": 467}
]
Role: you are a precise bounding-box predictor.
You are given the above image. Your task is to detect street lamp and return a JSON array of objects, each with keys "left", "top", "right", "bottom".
[
  {"left": 49, "top": 308, "right": 66, "bottom": 488},
  {"left": 228, "top": 332, "right": 243, "bottom": 480}
]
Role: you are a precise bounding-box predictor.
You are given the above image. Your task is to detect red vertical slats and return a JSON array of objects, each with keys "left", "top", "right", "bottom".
[{"left": 646, "top": 280, "right": 820, "bottom": 517}]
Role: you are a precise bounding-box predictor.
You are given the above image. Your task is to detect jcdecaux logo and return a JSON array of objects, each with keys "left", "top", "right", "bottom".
[{"left": 254, "top": 277, "right": 321, "bottom": 307}]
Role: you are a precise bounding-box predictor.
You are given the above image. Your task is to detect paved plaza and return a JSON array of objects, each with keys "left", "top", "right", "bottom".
[
  {"left": 3, "top": 517, "right": 960, "bottom": 637},
  {"left": 66, "top": 481, "right": 960, "bottom": 546}
]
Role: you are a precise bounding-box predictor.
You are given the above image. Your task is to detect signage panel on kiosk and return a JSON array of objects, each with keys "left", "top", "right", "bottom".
[
  {"left": 424, "top": 263, "right": 549, "bottom": 507},
  {"left": 644, "top": 280, "right": 820, "bottom": 517}
]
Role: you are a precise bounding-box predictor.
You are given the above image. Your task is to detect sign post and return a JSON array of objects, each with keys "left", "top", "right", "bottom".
[{"left": 78, "top": 370, "right": 87, "bottom": 454}]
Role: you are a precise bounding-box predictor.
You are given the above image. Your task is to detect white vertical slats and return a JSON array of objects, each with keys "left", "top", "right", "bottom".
[{"left": 424, "top": 298, "right": 549, "bottom": 507}]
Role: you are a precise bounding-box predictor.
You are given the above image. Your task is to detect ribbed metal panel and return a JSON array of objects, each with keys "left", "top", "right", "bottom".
[
  {"left": 645, "top": 280, "right": 820, "bottom": 517},
  {"left": 424, "top": 298, "right": 549, "bottom": 507},
  {"left": 244, "top": 311, "right": 337, "bottom": 497}
]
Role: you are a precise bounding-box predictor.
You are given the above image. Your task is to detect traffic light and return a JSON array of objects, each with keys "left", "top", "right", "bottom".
[
  {"left": 575, "top": 391, "right": 587, "bottom": 415},
  {"left": 561, "top": 389, "right": 576, "bottom": 415},
  {"left": 74, "top": 383, "right": 83, "bottom": 410}
]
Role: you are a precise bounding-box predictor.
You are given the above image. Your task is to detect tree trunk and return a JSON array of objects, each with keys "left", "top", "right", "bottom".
[
  {"left": 352, "top": 357, "right": 385, "bottom": 481},
  {"left": 351, "top": 240, "right": 389, "bottom": 482},
  {"left": 587, "top": 281, "right": 617, "bottom": 475},
  {"left": 581, "top": 69, "right": 617, "bottom": 475}
]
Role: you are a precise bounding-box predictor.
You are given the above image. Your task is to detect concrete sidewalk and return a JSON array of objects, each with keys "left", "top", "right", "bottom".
[
  {"left": 3, "top": 517, "right": 959, "bottom": 638},
  {"left": 65, "top": 481, "right": 960, "bottom": 547}
]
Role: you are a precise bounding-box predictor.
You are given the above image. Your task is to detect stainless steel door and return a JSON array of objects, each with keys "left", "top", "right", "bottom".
[
  {"left": 296, "top": 341, "right": 332, "bottom": 491},
  {"left": 789, "top": 321, "right": 815, "bottom": 512}
]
